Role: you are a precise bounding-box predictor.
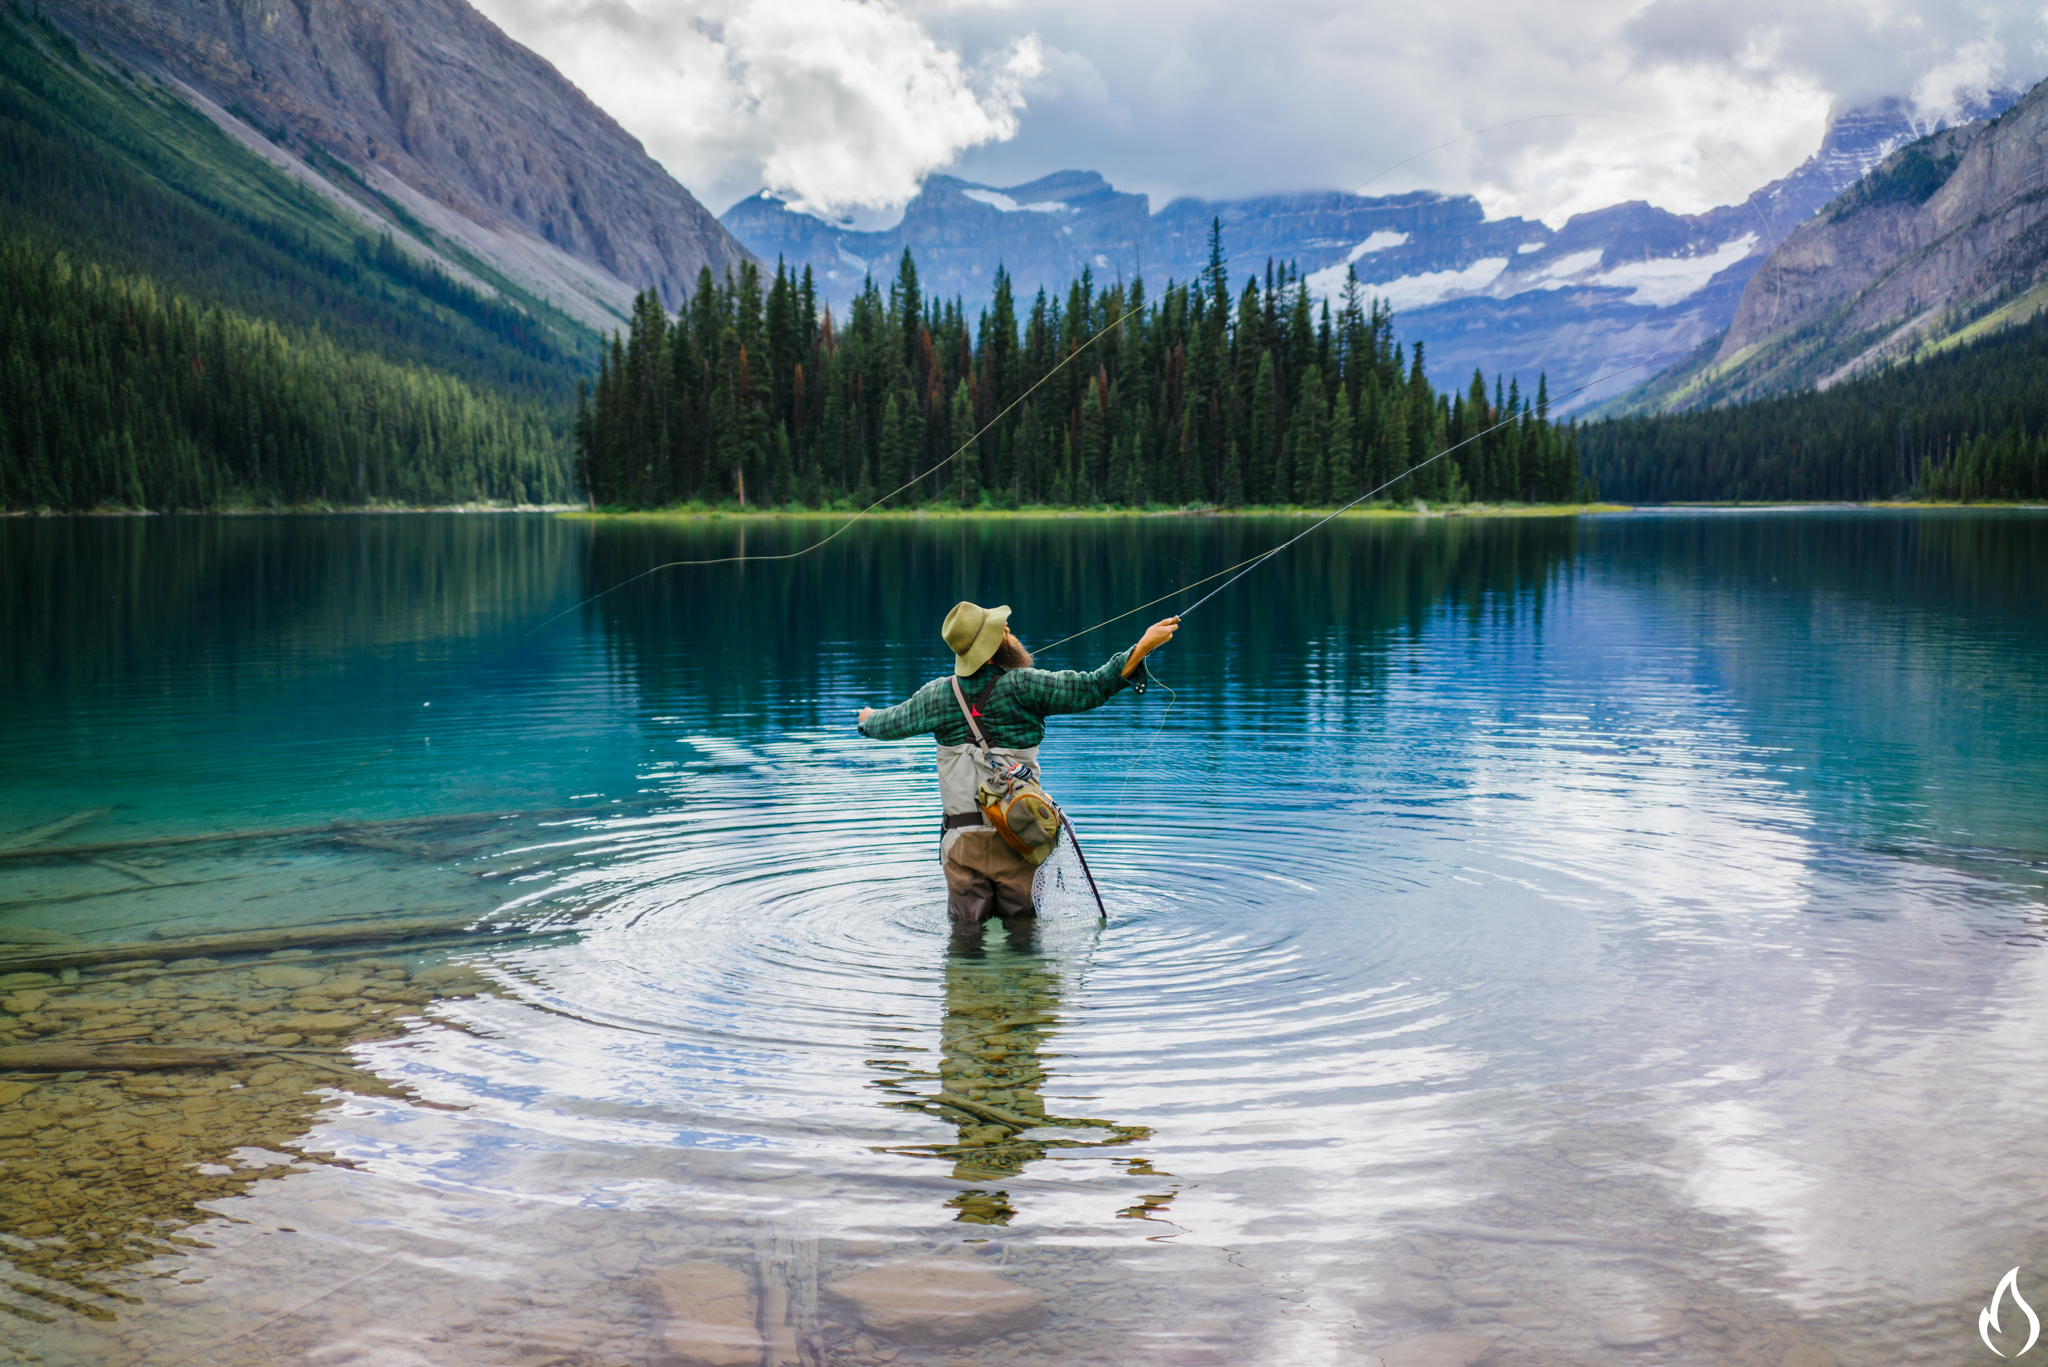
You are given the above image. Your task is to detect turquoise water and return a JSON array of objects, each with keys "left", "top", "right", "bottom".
[{"left": 2, "top": 509, "right": 2046, "bottom": 1366}]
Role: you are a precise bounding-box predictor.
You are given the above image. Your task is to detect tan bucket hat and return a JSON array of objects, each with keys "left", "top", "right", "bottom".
[{"left": 941, "top": 601, "right": 1012, "bottom": 676}]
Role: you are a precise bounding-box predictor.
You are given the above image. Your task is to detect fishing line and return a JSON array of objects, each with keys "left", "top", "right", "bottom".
[
  {"left": 1032, "top": 343, "right": 1695, "bottom": 656},
  {"left": 464, "top": 304, "right": 1144, "bottom": 675},
  {"left": 1114, "top": 665, "right": 1177, "bottom": 813},
  {"left": 1039, "top": 343, "right": 1687, "bottom": 917},
  {"left": 467, "top": 110, "right": 1784, "bottom": 684}
]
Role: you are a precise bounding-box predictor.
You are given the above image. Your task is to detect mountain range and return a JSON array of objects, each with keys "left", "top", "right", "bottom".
[
  {"left": 723, "top": 98, "right": 2013, "bottom": 412},
  {"left": 13, "top": 0, "right": 2048, "bottom": 517}
]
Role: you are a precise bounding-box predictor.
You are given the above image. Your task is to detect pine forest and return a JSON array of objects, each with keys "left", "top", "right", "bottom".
[
  {"left": 574, "top": 235, "right": 1588, "bottom": 512},
  {"left": 0, "top": 240, "right": 572, "bottom": 510},
  {"left": 1578, "top": 315, "right": 2048, "bottom": 504}
]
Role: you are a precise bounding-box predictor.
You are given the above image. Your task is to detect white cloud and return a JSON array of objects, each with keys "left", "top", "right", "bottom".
[
  {"left": 476, "top": 0, "right": 2048, "bottom": 226},
  {"left": 931, "top": 0, "right": 2046, "bottom": 224},
  {"left": 470, "top": 0, "right": 1041, "bottom": 217}
]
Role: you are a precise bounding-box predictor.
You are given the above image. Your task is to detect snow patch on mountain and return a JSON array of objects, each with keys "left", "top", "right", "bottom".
[
  {"left": 1315, "top": 256, "right": 1510, "bottom": 310},
  {"left": 1531, "top": 249, "right": 1604, "bottom": 286},
  {"left": 1343, "top": 230, "right": 1410, "bottom": 260},
  {"left": 1591, "top": 234, "right": 1758, "bottom": 307},
  {"left": 832, "top": 241, "right": 873, "bottom": 278},
  {"left": 961, "top": 188, "right": 1072, "bottom": 213}
]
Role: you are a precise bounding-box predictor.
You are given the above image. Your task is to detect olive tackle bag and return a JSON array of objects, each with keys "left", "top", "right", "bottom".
[{"left": 950, "top": 675, "right": 1064, "bottom": 865}]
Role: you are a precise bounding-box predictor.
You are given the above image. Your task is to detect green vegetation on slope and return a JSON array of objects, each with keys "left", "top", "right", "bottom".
[
  {"left": 0, "top": 7, "right": 586, "bottom": 509},
  {"left": 1830, "top": 142, "right": 1961, "bottom": 219},
  {"left": 1579, "top": 312, "right": 2048, "bottom": 501},
  {"left": 577, "top": 233, "right": 1584, "bottom": 511},
  {"left": 0, "top": 240, "right": 570, "bottom": 509}
]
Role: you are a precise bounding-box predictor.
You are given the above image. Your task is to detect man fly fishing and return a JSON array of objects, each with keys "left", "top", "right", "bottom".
[{"left": 856, "top": 603, "right": 1179, "bottom": 924}]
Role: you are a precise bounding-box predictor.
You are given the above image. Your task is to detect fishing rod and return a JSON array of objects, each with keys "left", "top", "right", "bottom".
[{"left": 1021, "top": 347, "right": 1687, "bottom": 922}]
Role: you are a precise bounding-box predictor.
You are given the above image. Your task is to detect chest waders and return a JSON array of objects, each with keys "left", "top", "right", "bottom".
[{"left": 950, "top": 675, "right": 1108, "bottom": 921}]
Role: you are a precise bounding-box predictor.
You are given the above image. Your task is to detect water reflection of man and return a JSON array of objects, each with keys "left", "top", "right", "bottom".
[
  {"left": 855, "top": 602, "right": 1178, "bottom": 925},
  {"left": 876, "top": 922, "right": 1150, "bottom": 1226},
  {"left": 937, "top": 920, "right": 1060, "bottom": 1214}
]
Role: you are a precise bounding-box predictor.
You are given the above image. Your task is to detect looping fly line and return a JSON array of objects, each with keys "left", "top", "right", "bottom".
[
  {"left": 499, "top": 269, "right": 1689, "bottom": 677},
  {"left": 466, "top": 109, "right": 1788, "bottom": 682},
  {"left": 1028, "top": 344, "right": 1692, "bottom": 656},
  {"left": 483, "top": 302, "right": 1140, "bottom": 661}
]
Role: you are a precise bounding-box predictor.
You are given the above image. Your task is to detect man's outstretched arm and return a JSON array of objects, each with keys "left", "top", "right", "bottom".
[
  {"left": 1015, "top": 617, "right": 1182, "bottom": 717},
  {"left": 856, "top": 677, "right": 952, "bottom": 740}
]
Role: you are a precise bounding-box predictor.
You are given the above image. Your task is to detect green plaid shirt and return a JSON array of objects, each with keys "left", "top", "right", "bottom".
[{"left": 859, "top": 651, "right": 1148, "bottom": 748}]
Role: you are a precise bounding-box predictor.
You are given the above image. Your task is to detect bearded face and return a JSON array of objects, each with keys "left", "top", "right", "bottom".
[{"left": 991, "top": 632, "right": 1035, "bottom": 670}]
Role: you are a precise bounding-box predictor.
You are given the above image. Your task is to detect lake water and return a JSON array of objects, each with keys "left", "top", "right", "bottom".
[{"left": 1, "top": 509, "right": 2045, "bottom": 1367}]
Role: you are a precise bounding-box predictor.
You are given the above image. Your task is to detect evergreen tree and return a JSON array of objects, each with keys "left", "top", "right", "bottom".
[
  {"left": 1078, "top": 377, "right": 1107, "bottom": 503},
  {"left": 878, "top": 394, "right": 905, "bottom": 506},
  {"left": 1249, "top": 352, "right": 1278, "bottom": 503},
  {"left": 950, "top": 379, "right": 978, "bottom": 506},
  {"left": 1329, "top": 384, "right": 1356, "bottom": 504},
  {"left": 1294, "top": 365, "right": 1328, "bottom": 504}
]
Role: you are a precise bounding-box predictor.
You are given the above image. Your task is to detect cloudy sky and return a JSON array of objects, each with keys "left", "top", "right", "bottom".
[{"left": 472, "top": 0, "right": 2047, "bottom": 226}]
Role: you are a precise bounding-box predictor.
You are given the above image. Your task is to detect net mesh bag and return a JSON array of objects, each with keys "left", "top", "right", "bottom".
[{"left": 1031, "top": 836, "right": 1097, "bottom": 918}]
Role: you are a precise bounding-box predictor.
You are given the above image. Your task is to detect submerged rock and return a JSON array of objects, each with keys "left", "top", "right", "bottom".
[
  {"left": 1779, "top": 1347, "right": 1837, "bottom": 1367},
  {"left": 1449, "top": 1280, "right": 1512, "bottom": 1306},
  {"left": 1597, "top": 1310, "right": 1686, "bottom": 1346},
  {"left": 1368, "top": 1330, "right": 1499, "bottom": 1367},
  {"left": 826, "top": 1256, "right": 1047, "bottom": 1344},
  {"left": 646, "top": 1260, "right": 763, "bottom": 1367},
  {"left": 251, "top": 965, "right": 325, "bottom": 989}
]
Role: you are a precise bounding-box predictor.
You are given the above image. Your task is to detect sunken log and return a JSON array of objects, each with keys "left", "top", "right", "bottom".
[
  {"left": 0, "top": 1043, "right": 258, "bottom": 1072},
  {"left": 0, "top": 809, "right": 577, "bottom": 863},
  {"left": 0, "top": 915, "right": 497, "bottom": 973}
]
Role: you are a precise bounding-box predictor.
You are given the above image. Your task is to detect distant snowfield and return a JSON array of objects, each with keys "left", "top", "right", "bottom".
[
  {"left": 1300, "top": 230, "right": 1413, "bottom": 297},
  {"left": 1307, "top": 254, "right": 1508, "bottom": 309},
  {"left": 1529, "top": 249, "right": 1605, "bottom": 287},
  {"left": 1343, "top": 230, "right": 1410, "bottom": 260},
  {"left": 1588, "top": 234, "right": 1758, "bottom": 306},
  {"left": 960, "top": 188, "right": 1070, "bottom": 214},
  {"left": 1304, "top": 232, "right": 1760, "bottom": 312}
]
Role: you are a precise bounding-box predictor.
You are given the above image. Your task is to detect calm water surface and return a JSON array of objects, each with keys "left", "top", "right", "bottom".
[{"left": 1, "top": 510, "right": 2045, "bottom": 1367}]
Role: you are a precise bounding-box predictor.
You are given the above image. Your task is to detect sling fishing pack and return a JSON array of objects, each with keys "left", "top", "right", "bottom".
[{"left": 950, "top": 674, "right": 1064, "bottom": 865}]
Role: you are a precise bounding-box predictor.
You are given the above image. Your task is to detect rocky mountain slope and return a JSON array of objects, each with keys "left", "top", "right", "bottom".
[
  {"left": 725, "top": 98, "right": 2006, "bottom": 411},
  {"left": 1630, "top": 76, "right": 2048, "bottom": 409},
  {"left": 52, "top": 0, "right": 750, "bottom": 327}
]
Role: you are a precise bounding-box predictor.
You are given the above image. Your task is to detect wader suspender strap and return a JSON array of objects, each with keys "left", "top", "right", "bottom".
[
  {"left": 946, "top": 676, "right": 994, "bottom": 839},
  {"left": 949, "top": 675, "right": 994, "bottom": 755}
]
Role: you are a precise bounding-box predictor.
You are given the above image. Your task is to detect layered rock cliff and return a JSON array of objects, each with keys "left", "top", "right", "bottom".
[
  {"left": 53, "top": 0, "right": 751, "bottom": 325},
  {"left": 1700, "top": 77, "right": 2048, "bottom": 398}
]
